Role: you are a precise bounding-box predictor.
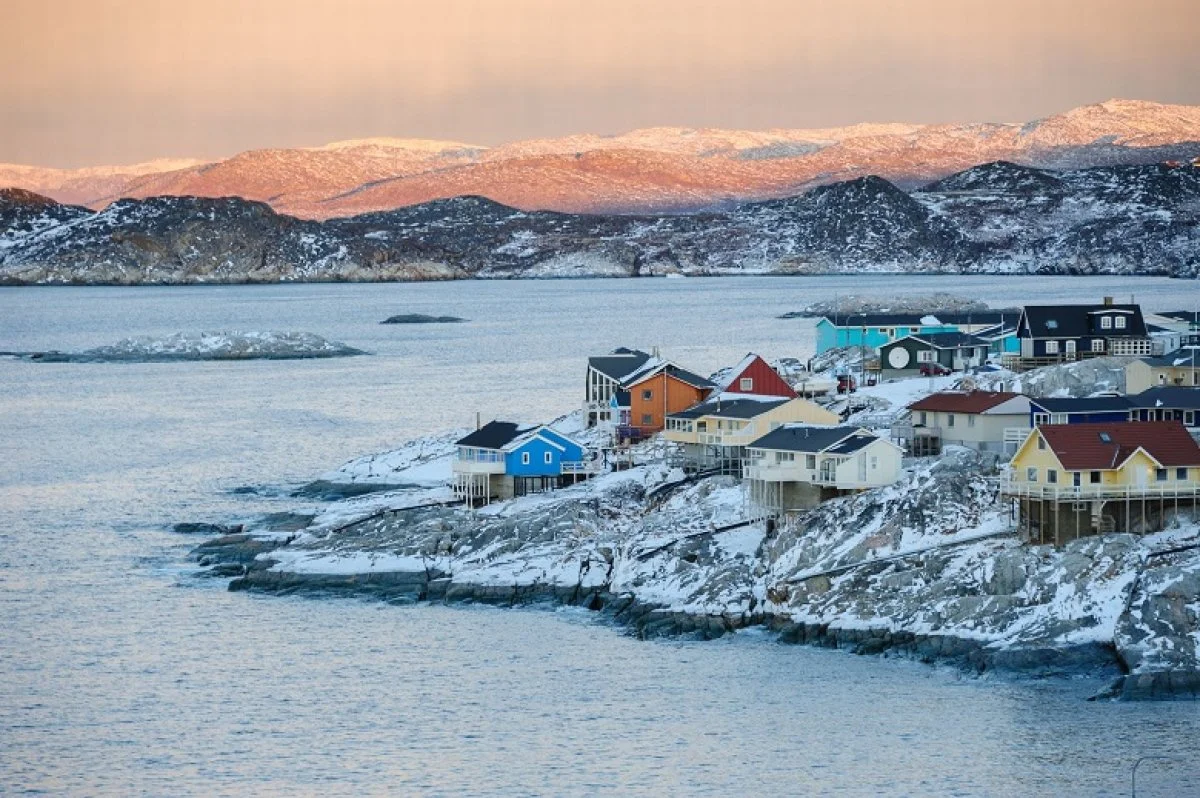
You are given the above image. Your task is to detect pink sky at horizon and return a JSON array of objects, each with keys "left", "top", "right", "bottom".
[{"left": 1, "top": 0, "right": 1197, "bottom": 168}]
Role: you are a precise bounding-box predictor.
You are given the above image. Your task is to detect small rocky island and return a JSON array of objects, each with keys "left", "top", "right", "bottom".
[
  {"left": 380, "top": 314, "right": 467, "bottom": 324},
  {"left": 6, "top": 331, "right": 365, "bottom": 362}
]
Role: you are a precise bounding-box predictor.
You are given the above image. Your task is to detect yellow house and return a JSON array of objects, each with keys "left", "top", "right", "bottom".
[
  {"left": 1125, "top": 354, "right": 1200, "bottom": 393},
  {"left": 1003, "top": 421, "right": 1200, "bottom": 545},
  {"left": 663, "top": 396, "right": 839, "bottom": 474}
]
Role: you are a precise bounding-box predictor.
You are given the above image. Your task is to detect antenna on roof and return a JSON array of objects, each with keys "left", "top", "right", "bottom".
[{"left": 476, "top": 412, "right": 480, "bottom": 430}]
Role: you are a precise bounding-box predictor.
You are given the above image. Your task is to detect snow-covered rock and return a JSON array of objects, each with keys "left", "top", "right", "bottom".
[{"left": 12, "top": 331, "right": 365, "bottom": 362}]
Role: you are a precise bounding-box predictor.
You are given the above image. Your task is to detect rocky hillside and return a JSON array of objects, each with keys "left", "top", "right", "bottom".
[
  {"left": 3, "top": 99, "right": 1198, "bottom": 218},
  {"left": 1, "top": 160, "right": 1197, "bottom": 284}
]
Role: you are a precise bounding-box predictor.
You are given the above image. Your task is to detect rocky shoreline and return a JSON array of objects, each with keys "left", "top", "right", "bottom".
[{"left": 188, "top": 438, "right": 1200, "bottom": 702}]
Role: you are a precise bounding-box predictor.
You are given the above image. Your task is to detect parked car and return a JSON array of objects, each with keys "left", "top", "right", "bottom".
[
  {"left": 919, "top": 363, "right": 951, "bottom": 376},
  {"left": 837, "top": 374, "right": 857, "bottom": 393}
]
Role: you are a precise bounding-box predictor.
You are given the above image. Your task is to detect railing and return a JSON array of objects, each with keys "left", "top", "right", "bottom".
[
  {"left": 1000, "top": 477, "right": 1200, "bottom": 501},
  {"left": 560, "top": 461, "right": 599, "bottom": 475},
  {"left": 454, "top": 449, "right": 504, "bottom": 463}
]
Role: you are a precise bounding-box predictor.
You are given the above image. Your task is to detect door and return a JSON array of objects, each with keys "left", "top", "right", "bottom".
[
  {"left": 1135, "top": 467, "right": 1148, "bottom": 489},
  {"left": 1064, "top": 340, "right": 1076, "bottom": 357}
]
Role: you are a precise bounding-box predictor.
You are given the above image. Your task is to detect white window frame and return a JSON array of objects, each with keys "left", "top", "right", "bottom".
[
  {"left": 1026, "top": 467, "right": 1038, "bottom": 482},
  {"left": 739, "top": 377, "right": 753, "bottom": 391},
  {"left": 1091, "top": 339, "right": 1104, "bottom": 352},
  {"left": 917, "top": 350, "right": 934, "bottom": 363},
  {"left": 1045, "top": 340, "right": 1059, "bottom": 354},
  {"left": 521, "top": 452, "right": 530, "bottom": 465},
  {"left": 1100, "top": 316, "right": 1112, "bottom": 329},
  {"left": 544, "top": 451, "right": 552, "bottom": 464},
  {"left": 947, "top": 413, "right": 955, "bottom": 428},
  {"left": 1115, "top": 316, "right": 1127, "bottom": 329},
  {"left": 967, "top": 415, "right": 975, "bottom": 428}
]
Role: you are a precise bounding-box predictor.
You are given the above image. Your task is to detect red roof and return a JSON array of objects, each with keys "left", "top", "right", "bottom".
[
  {"left": 1037, "top": 421, "right": 1200, "bottom": 470},
  {"left": 908, "top": 390, "right": 1022, "bottom": 414}
]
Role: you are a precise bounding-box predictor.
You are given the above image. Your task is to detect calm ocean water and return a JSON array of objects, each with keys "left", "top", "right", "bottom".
[{"left": 2, "top": 276, "right": 1198, "bottom": 796}]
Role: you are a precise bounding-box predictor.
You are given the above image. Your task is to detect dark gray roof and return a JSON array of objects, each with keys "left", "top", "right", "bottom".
[
  {"left": 587, "top": 348, "right": 652, "bottom": 381},
  {"left": 625, "top": 362, "right": 715, "bottom": 390},
  {"left": 825, "top": 433, "right": 878, "bottom": 455},
  {"left": 902, "top": 332, "right": 989, "bottom": 349},
  {"left": 1138, "top": 352, "right": 1200, "bottom": 368},
  {"left": 667, "top": 397, "right": 789, "bottom": 421},
  {"left": 1128, "top": 387, "right": 1200, "bottom": 410},
  {"left": 612, "top": 389, "right": 630, "bottom": 407},
  {"left": 1020, "top": 304, "right": 1147, "bottom": 339},
  {"left": 822, "top": 311, "right": 1014, "bottom": 328},
  {"left": 1029, "top": 396, "right": 1134, "bottom": 413},
  {"left": 1155, "top": 311, "right": 1200, "bottom": 323},
  {"left": 747, "top": 425, "right": 863, "bottom": 453},
  {"left": 456, "top": 420, "right": 532, "bottom": 449}
]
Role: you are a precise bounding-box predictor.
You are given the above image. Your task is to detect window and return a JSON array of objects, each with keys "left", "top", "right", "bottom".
[
  {"left": 1047, "top": 469, "right": 1058, "bottom": 484},
  {"left": 917, "top": 350, "right": 935, "bottom": 363},
  {"left": 775, "top": 451, "right": 795, "bottom": 463},
  {"left": 1045, "top": 341, "right": 1059, "bottom": 354},
  {"left": 544, "top": 452, "right": 552, "bottom": 464},
  {"left": 1186, "top": 411, "right": 1195, "bottom": 426},
  {"left": 947, "top": 414, "right": 955, "bottom": 428},
  {"left": 1046, "top": 320, "right": 1058, "bottom": 330},
  {"left": 1037, "top": 436, "right": 1046, "bottom": 450},
  {"left": 1026, "top": 467, "right": 1038, "bottom": 482},
  {"left": 641, "top": 413, "right": 653, "bottom": 425},
  {"left": 1034, "top": 413, "right": 1050, "bottom": 426},
  {"left": 870, "top": 456, "right": 878, "bottom": 470},
  {"left": 1099, "top": 432, "right": 1112, "bottom": 443},
  {"left": 1090, "top": 471, "right": 1102, "bottom": 484},
  {"left": 918, "top": 411, "right": 927, "bottom": 425},
  {"left": 1092, "top": 339, "right": 1104, "bottom": 352},
  {"left": 1156, "top": 468, "right": 1168, "bottom": 482},
  {"left": 521, "top": 452, "right": 530, "bottom": 465},
  {"left": 739, "top": 377, "right": 753, "bottom": 391},
  {"left": 806, "top": 454, "right": 816, "bottom": 469},
  {"left": 1101, "top": 316, "right": 1112, "bottom": 329},
  {"left": 1115, "top": 316, "right": 1127, "bottom": 329},
  {"left": 1177, "top": 467, "right": 1188, "bottom": 480},
  {"left": 967, "top": 415, "right": 976, "bottom": 428},
  {"left": 641, "top": 389, "right": 652, "bottom": 401},
  {"left": 1073, "top": 472, "right": 1081, "bottom": 487}
]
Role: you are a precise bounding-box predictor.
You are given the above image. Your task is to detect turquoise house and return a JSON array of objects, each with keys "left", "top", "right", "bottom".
[{"left": 814, "top": 312, "right": 1021, "bottom": 356}]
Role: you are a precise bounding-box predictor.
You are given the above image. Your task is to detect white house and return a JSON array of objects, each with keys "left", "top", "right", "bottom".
[{"left": 744, "top": 425, "right": 903, "bottom": 513}]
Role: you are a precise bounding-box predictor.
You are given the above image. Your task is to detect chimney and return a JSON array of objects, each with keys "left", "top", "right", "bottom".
[
  {"left": 475, "top": 412, "right": 481, "bottom": 430},
  {"left": 1103, "top": 296, "right": 1113, "bottom": 306}
]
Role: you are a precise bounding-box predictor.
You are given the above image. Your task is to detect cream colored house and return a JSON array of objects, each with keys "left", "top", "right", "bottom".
[
  {"left": 1125, "top": 353, "right": 1200, "bottom": 393},
  {"left": 900, "top": 390, "right": 1032, "bottom": 455},
  {"left": 744, "top": 425, "right": 903, "bottom": 513},
  {"left": 663, "top": 396, "right": 839, "bottom": 474},
  {"left": 1002, "top": 421, "right": 1200, "bottom": 545}
]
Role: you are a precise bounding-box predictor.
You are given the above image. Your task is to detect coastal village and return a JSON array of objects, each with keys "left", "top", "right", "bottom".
[
  {"left": 197, "top": 294, "right": 1200, "bottom": 702},
  {"left": 451, "top": 297, "right": 1200, "bottom": 551}
]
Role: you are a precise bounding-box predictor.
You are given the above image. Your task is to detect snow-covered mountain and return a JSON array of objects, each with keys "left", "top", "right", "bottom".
[
  {"left": 2, "top": 100, "right": 1198, "bottom": 218},
  {"left": 2, "top": 159, "right": 1197, "bottom": 284}
]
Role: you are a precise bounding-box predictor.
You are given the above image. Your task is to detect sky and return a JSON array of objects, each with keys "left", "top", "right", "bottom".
[{"left": 2, "top": 0, "right": 1197, "bottom": 167}]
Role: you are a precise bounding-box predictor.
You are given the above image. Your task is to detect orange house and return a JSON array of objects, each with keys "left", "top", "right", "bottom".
[{"left": 625, "top": 364, "right": 714, "bottom": 437}]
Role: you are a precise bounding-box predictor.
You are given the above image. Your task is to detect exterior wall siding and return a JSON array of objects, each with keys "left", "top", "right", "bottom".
[
  {"left": 629, "top": 373, "right": 709, "bottom": 434},
  {"left": 723, "top": 356, "right": 796, "bottom": 398}
]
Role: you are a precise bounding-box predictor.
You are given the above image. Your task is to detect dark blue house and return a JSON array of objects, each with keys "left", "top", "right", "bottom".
[
  {"left": 1028, "top": 396, "right": 1134, "bottom": 427},
  {"left": 1127, "top": 387, "right": 1200, "bottom": 430},
  {"left": 1015, "top": 302, "right": 1150, "bottom": 364}
]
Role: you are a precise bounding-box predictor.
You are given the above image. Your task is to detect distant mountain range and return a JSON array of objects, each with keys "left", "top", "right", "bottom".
[
  {"left": 3, "top": 157, "right": 1198, "bottom": 284},
  {"left": 3, "top": 99, "right": 1199, "bottom": 218}
]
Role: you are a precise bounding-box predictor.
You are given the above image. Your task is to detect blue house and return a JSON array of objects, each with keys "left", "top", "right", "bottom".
[
  {"left": 814, "top": 311, "right": 1018, "bottom": 355},
  {"left": 1028, "top": 396, "right": 1134, "bottom": 427},
  {"left": 452, "top": 421, "right": 590, "bottom": 503}
]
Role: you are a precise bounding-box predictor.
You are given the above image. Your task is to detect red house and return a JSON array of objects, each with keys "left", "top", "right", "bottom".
[{"left": 715, "top": 353, "right": 796, "bottom": 399}]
